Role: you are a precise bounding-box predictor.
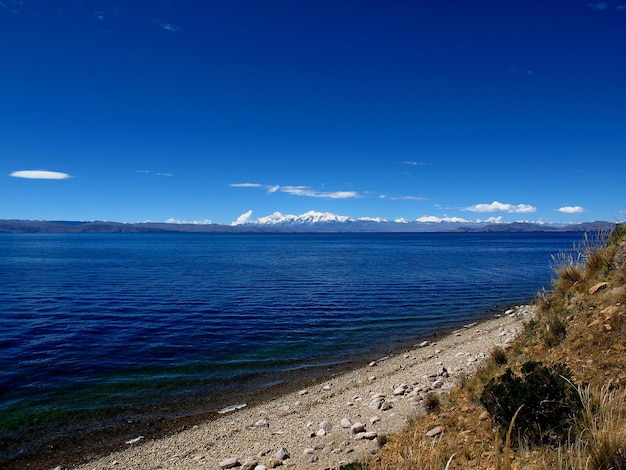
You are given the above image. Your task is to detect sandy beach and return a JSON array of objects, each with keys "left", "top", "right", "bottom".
[{"left": 75, "top": 305, "right": 534, "bottom": 470}]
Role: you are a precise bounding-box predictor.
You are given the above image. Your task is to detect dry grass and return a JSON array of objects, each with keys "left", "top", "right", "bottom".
[{"left": 368, "top": 223, "right": 626, "bottom": 470}]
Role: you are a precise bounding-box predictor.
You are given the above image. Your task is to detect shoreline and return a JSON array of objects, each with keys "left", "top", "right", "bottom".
[{"left": 72, "top": 305, "right": 535, "bottom": 470}]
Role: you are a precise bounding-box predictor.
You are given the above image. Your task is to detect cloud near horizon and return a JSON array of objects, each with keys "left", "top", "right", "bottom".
[
  {"left": 10, "top": 170, "right": 72, "bottom": 180},
  {"left": 230, "top": 183, "right": 360, "bottom": 199},
  {"left": 165, "top": 218, "right": 212, "bottom": 224},
  {"left": 558, "top": 206, "right": 585, "bottom": 214},
  {"left": 232, "top": 210, "right": 254, "bottom": 225},
  {"left": 464, "top": 201, "right": 536, "bottom": 213}
]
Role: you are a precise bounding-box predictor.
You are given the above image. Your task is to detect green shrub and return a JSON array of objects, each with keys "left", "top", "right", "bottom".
[
  {"left": 338, "top": 463, "right": 370, "bottom": 470},
  {"left": 480, "top": 361, "right": 582, "bottom": 446}
]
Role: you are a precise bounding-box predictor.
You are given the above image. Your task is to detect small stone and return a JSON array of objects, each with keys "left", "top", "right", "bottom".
[
  {"left": 322, "top": 384, "right": 332, "bottom": 391},
  {"left": 266, "top": 458, "right": 280, "bottom": 469},
  {"left": 419, "top": 340, "right": 429, "bottom": 348},
  {"left": 340, "top": 418, "right": 352, "bottom": 428},
  {"left": 370, "top": 416, "right": 381, "bottom": 424},
  {"left": 242, "top": 458, "right": 259, "bottom": 470},
  {"left": 369, "top": 398, "right": 385, "bottom": 410},
  {"left": 362, "top": 431, "right": 378, "bottom": 440},
  {"left": 431, "top": 379, "right": 444, "bottom": 389},
  {"left": 426, "top": 426, "right": 443, "bottom": 437},
  {"left": 254, "top": 466, "right": 267, "bottom": 470},
  {"left": 319, "top": 420, "right": 332, "bottom": 432},
  {"left": 393, "top": 385, "right": 408, "bottom": 396},
  {"left": 298, "top": 389, "right": 309, "bottom": 396},
  {"left": 369, "top": 361, "right": 377, "bottom": 367},
  {"left": 351, "top": 422, "right": 366, "bottom": 434},
  {"left": 275, "top": 447, "right": 290, "bottom": 460},
  {"left": 278, "top": 405, "right": 289, "bottom": 411},
  {"left": 302, "top": 448, "right": 316, "bottom": 455},
  {"left": 219, "top": 457, "right": 240, "bottom": 469},
  {"left": 255, "top": 419, "right": 269, "bottom": 428},
  {"left": 316, "top": 429, "right": 326, "bottom": 437},
  {"left": 308, "top": 455, "right": 319, "bottom": 463}
]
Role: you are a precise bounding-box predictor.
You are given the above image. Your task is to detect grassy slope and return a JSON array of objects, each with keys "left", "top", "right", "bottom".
[{"left": 365, "top": 224, "right": 626, "bottom": 470}]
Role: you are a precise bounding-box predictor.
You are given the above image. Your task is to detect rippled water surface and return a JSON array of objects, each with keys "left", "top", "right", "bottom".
[{"left": 0, "top": 231, "right": 582, "bottom": 463}]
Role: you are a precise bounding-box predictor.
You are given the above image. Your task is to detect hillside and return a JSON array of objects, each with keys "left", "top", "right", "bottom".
[
  {"left": 367, "top": 224, "right": 626, "bottom": 470},
  {"left": 0, "top": 218, "right": 615, "bottom": 234}
]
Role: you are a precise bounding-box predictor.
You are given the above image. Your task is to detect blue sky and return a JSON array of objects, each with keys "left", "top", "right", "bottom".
[{"left": 2, "top": 1, "right": 625, "bottom": 225}]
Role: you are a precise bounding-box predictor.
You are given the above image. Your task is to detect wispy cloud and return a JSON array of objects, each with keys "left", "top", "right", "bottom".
[
  {"left": 587, "top": 2, "right": 609, "bottom": 10},
  {"left": 401, "top": 161, "right": 430, "bottom": 166},
  {"left": 165, "top": 218, "right": 212, "bottom": 224},
  {"left": 464, "top": 201, "right": 537, "bottom": 213},
  {"left": 558, "top": 206, "right": 585, "bottom": 214},
  {"left": 154, "top": 19, "right": 180, "bottom": 32},
  {"left": 416, "top": 216, "right": 471, "bottom": 223},
  {"left": 136, "top": 169, "right": 173, "bottom": 176},
  {"left": 229, "top": 183, "right": 263, "bottom": 188},
  {"left": 379, "top": 194, "right": 428, "bottom": 201},
  {"left": 281, "top": 186, "right": 359, "bottom": 199},
  {"left": 230, "top": 183, "right": 361, "bottom": 199},
  {"left": 10, "top": 170, "right": 72, "bottom": 180}
]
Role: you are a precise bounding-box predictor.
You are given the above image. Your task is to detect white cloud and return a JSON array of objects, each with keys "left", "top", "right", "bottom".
[
  {"left": 154, "top": 19, "right": 180, "bottom": 32},
  {"left": 401, "top": 161, "right": 430, "bottom": 166},
  {"left": 230, "top": 182, "right": 360, "bottom": 199},
  {"left": 229, "top": 183, "right": 263, "bottom": 188},
  {"left": 280, "top": 186, "right": 359, "bottom": 199},
  {"left": 464, "top": 201, "right": 536, "bottom": 213},
  {"left": 165, "top": 218, "right": 212, "bottom": 224},
  {"left": 558, "top": 206, "right": 585, "bottom": 214},
  {"left": 379, "top": 194, "right": 427, "bottom": 201},
  {"left": 232, "top": 210, "right": 253, "bottom": 225},
  {"left": 10, "top": 170, "right": 71, "bottom": 180},
  {"left": 416, "top": 216, "right": 471, "bottom": 223},
  {"left": 137, "top": 170, "right": 173, "bottom": 176}
]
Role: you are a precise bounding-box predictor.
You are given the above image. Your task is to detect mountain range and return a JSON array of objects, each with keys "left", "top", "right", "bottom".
[{"left": 0, "top": 211, "right": 615, "bottom": 234}]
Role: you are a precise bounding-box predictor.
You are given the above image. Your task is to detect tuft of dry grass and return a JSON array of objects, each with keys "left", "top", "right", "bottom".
[{"left": 366, "top": 224, "right": 626, "bottom": 470}]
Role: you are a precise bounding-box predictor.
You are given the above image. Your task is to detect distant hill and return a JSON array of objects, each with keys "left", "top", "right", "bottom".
[{"left": 0, "top": 218, "right": 615, "bottom": 234}]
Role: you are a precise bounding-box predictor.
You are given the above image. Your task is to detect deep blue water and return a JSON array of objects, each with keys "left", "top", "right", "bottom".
[{"left": 0, "top": 231, "right": 582, "bottom": 463}]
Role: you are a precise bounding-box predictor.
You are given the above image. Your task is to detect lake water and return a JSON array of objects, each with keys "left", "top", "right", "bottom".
[{"left": 0, "top": 231, "right": 583, "bottom": 465}]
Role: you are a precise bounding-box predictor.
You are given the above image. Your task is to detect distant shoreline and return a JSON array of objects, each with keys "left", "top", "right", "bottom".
[{"left": 0, "top": 218, "right": 613, "bottom": 234}]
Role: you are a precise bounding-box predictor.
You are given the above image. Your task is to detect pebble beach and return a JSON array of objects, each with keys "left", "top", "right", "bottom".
[{"left": 75, "top": 305, "right": 535, "bottom": 470}]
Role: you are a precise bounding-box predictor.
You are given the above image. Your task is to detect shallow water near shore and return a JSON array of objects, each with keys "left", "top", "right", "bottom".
[{"left": 0, "top": 231, "right": 583, "bottom": 465}]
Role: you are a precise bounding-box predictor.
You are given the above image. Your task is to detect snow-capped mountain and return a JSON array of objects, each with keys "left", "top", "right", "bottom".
[
  {"left": 242, "top": 210, "right": 476, "bottom": 231},
  {"left": 236, "top": 210, "right": 614, "bottom": 233},
  {"left": 256, "top": 211, "right": 355, "bottom": 225}
]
